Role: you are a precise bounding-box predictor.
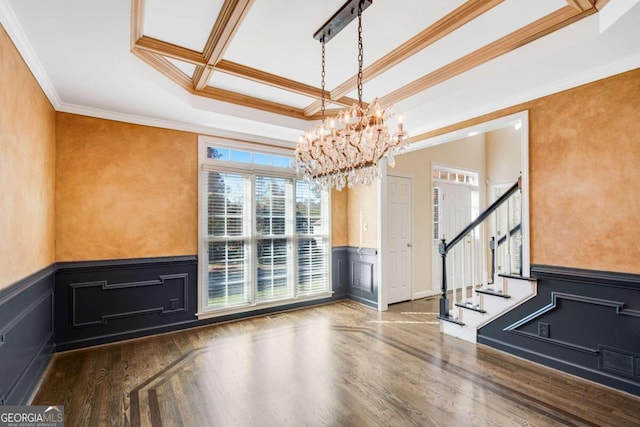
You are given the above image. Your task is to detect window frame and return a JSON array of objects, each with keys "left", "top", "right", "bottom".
[{"left": 197, "top": 137, "right": 332, "bottom": 318}]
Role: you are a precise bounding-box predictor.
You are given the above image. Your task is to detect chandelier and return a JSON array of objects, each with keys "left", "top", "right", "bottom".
[{"left": 295, "top": 0, "right": 409, "bottom": 191}]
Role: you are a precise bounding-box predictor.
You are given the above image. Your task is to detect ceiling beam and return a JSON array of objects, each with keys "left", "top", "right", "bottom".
[
  {"left": 594, "top": 0, "right": 610, "bottom": 11},
  {"left": 565, "top": 0, "right": 595, "bottom": 12},
  {"left": 304, "top": 0, "right": 505, "bottom": 116},
  {"left": 134, "top": 48, "right": 333, "bottom": 123},
  {"left": 380, "top": 6, "right": 595, "bottom": 106},
  {"left": 214, "top": 60, "right": 357, "bottom": 107},
  {"left": 135, "top": 36, "right": 206, "bottom": 66},
  {"left": 197, "top": 86, "right": 310, "bottom": 120},
  {"left": 132, "top": 48, "right": 194, "bottom": 92},
  {"left": 130, "top": 0, "right": 145, "bottom": 49},
  {"left": 193, "top": 0, "right": 255, "bottom": 91}
]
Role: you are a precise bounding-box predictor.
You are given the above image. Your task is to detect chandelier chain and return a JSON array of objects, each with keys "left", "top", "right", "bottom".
[
  {"left": 357, "top": 2, "right": 363, "bottom": 106},
  {"left": 321, "top": 39, "right": 326, "bottom": 123}
]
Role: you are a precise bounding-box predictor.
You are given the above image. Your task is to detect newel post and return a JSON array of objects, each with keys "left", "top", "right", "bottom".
[{"left": 439, "top": 238, "right": 449, "bottom": 318}]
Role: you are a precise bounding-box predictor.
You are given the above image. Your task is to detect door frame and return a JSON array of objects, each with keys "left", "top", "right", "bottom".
[
  {"left": 378, "top": 110, "right": 530, "bottom": 312},
  {"left": 431, "top": 169, "right": 480, "bottom": 297}
]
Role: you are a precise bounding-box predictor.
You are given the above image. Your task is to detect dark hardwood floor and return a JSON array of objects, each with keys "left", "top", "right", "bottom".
[{"left": 33, "top": 298, "right": 640, "bottom": 426}]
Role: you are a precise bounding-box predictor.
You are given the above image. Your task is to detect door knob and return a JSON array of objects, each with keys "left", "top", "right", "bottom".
[{"left": 407, "top": 243, "right": 412, "bottom": 247}]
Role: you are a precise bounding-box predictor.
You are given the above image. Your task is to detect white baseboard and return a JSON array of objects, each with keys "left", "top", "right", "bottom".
[{"left": 412, "top": 290, "right": 437, "bottom": 300}]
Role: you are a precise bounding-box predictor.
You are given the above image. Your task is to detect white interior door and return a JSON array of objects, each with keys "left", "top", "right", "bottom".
[
  {"left": 432, "top": 183, "right": 472, "bottom": 294},
  {"left": 387, "top": 176, "right": 412, "bottom": 304}
]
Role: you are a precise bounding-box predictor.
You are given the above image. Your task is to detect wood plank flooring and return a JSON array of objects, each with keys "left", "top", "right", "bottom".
[{"left": 33, "top": 298, "right": 640, "bottom": 426}]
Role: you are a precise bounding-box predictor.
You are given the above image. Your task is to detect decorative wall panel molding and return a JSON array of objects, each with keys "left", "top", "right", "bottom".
[
  {"left": 70, "top": 273, "right": 188, "bottom": 328},
  {"left": 0, "top": 265, "right": 55, "bottom": 405},
  {"left": 331, "top": 247, "right": 378, "bottom": 307},
  {"left": 332, "top": 247, "right": 349, "bottom": 297},
  {"left": 478, "top": 264, "right": 640, "bottom": 396},
  {"left": 55, "top": 256, "right": 198, "bottom": 351}
]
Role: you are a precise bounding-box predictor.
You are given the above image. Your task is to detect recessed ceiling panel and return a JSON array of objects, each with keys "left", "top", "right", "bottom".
[
  {"left": 348, "top": 0, "right": 568, "bottom": 100},
  {"left": 208, "top": 73, "right": 317, "bottom": 109},
  {"left": 165, "top": 57, "right": 196, "bottom": 78},
  {"left": 223, "top": 0, "right": 466, "bottom": 89},
  {"left": 144, "top": 0, "right": 224, "bottom": 52}
]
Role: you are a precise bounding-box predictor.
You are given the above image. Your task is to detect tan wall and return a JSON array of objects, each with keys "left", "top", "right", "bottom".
[
  {"left": 55, "top": 113, "right": 198, "bottom": 261},
  {"left": 529, "top": 69, "right": 640, "bottom": 274},
  {"left": 0, "top": 25, "right": 56, "bottom": 289},
  {"left": 331, "top": 188, "right": 348, "bottom": 246},
  {"left": 346, "top": 182, "right": 378, "bottom": 248},
  {"left": 486, "top": 126, "right": 521, "bottom": 187},
  {"left": 393, "top": 134, "right": 487, "bottom": 295},
  {"left": 412, "top": 67, "right": 640, "bottom": 275}
]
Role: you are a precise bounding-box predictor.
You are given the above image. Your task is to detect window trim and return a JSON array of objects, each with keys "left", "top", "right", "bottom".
[{"left": 197, "top": 137, "right": 332, "bottom": 319}]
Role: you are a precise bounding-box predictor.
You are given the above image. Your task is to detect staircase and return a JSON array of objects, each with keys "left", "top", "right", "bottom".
[
  {"left": 440, "top": 275, "right": 537, "bottom": 343},
  {"left": 438, "top": 177, "right": 536, "bottom": 343}
]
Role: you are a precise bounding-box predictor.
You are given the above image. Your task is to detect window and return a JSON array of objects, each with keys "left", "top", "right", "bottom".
[
  {"left": 432, "top": 165, "right": 478, "bottom": 186},
  {"left": 207, "top": 145, "right": 292, "bottom": 168},
  {"left": 433, "top": 187, "right": 441, "bottom": 240},
  {"left": 296, "top": 181, "right": 329, "bottom": 296},
  {"left": 206, "top": 172, "right": 250, "bottom": 308},
  {"left": 432, "top": 165, "right": 479, "bottom": 241},
  {"left": 199, "top": 139, "right": 330, "bottom": 315}
]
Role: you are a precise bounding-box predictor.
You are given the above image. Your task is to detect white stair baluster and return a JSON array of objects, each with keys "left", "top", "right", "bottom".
[
  {"left": 481, "top": 222, "right": 488, "bottom": 290},
  {"left": 494, "top": 207, "right": 499, "bottom": 284},
  {"left": 461, "top": 236, "right": 466, "bottom": 303},
  {"left": 451, "top": 246, "right": 457, "bottom": 312},
  {"left": 471, "top": 229, "right": 477, "bottom": 308},
  {"left": 506, "top": 197, "right": 512, "bottom": 275}
]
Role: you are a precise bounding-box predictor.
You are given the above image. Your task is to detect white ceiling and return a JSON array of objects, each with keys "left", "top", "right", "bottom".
[{"left": 2, "top": 0, "right": 640, "bottom": 147}]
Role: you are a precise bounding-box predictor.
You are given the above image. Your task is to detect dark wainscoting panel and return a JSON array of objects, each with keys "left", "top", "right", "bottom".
[
  {"left": 478, "top": 265, "right": 640, "bottom": 396},
  {"left": 332, "top": 247, "right": 349, "bottom": 297},
  {"left": 55, "top": 256, "right": 198, "bottom": 352},
  {"left": 0, "top": 265, "right": 55, "bottom": 405},
  {"left": 332, "top": 247, "right": 378, "bottom": 308},
  {"left": 348, "top": 247, "right": 379, "bottom": 308}
]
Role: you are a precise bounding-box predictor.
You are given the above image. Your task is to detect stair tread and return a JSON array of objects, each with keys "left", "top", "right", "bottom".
[
  {"left": 476, "top": 288, "right": 511, "bottom": 299},
  {"left": 454, "top": 302, "right": 487, "bottom": 313},
  {"left": 498, "top": 273, "right": 537, "bottom": 282},
  {"left": 438, "top": 314, "right": 465, "bottom": 326}
]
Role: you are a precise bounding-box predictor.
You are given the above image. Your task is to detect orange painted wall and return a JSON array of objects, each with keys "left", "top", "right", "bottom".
[
  {"left": 0, "top": 25, "right": 56, "bottom": 289},
  {"left": 346, "top": 182, "right": 378, "bottom": 248},
  {"left": 55, "top": 113, "right": 198, "bottom": 261},
  {"left": 528, "top": 69, "right": 640, "bottom": 274},
  {"left": 413, "top": 67, "right": 640, "bottom": 274},
  {"left": 331, "top": 188, "right": 348, "bottom": 246}
]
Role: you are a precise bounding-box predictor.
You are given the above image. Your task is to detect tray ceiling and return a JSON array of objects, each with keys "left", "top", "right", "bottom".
[{"left": 3, "top": 0, "right": 639, "bottom": 145}]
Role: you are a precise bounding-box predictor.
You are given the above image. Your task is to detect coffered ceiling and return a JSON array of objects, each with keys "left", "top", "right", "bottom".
[{"left": 2, "top": 0, "right": 640, "bottom": 145}]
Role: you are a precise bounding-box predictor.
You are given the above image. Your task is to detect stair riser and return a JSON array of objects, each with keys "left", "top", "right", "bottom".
[{"left": 441, "top": 277, "right": 537, "bottom": 343}]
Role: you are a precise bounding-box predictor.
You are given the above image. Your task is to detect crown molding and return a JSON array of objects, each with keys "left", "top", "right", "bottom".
[
  {"left": 0, "top": 0, "right": 295, "bottom": 148},
  {"left": 56, "top": 102, "right": 296, "bottom": 148},
  {"left": 0, "top": 0, "right": 62, "bottom": 109}
]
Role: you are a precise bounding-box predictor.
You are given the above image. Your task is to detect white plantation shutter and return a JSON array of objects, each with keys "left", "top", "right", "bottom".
[
  {"left": 255, "top": 176, "right": 293, "bottom": 302},
  {"left": 295, "top": 181, "right": 329, "bottom": 296},
  {"left": 205, "top": 172, "right": 251, "bottom": 308}
]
